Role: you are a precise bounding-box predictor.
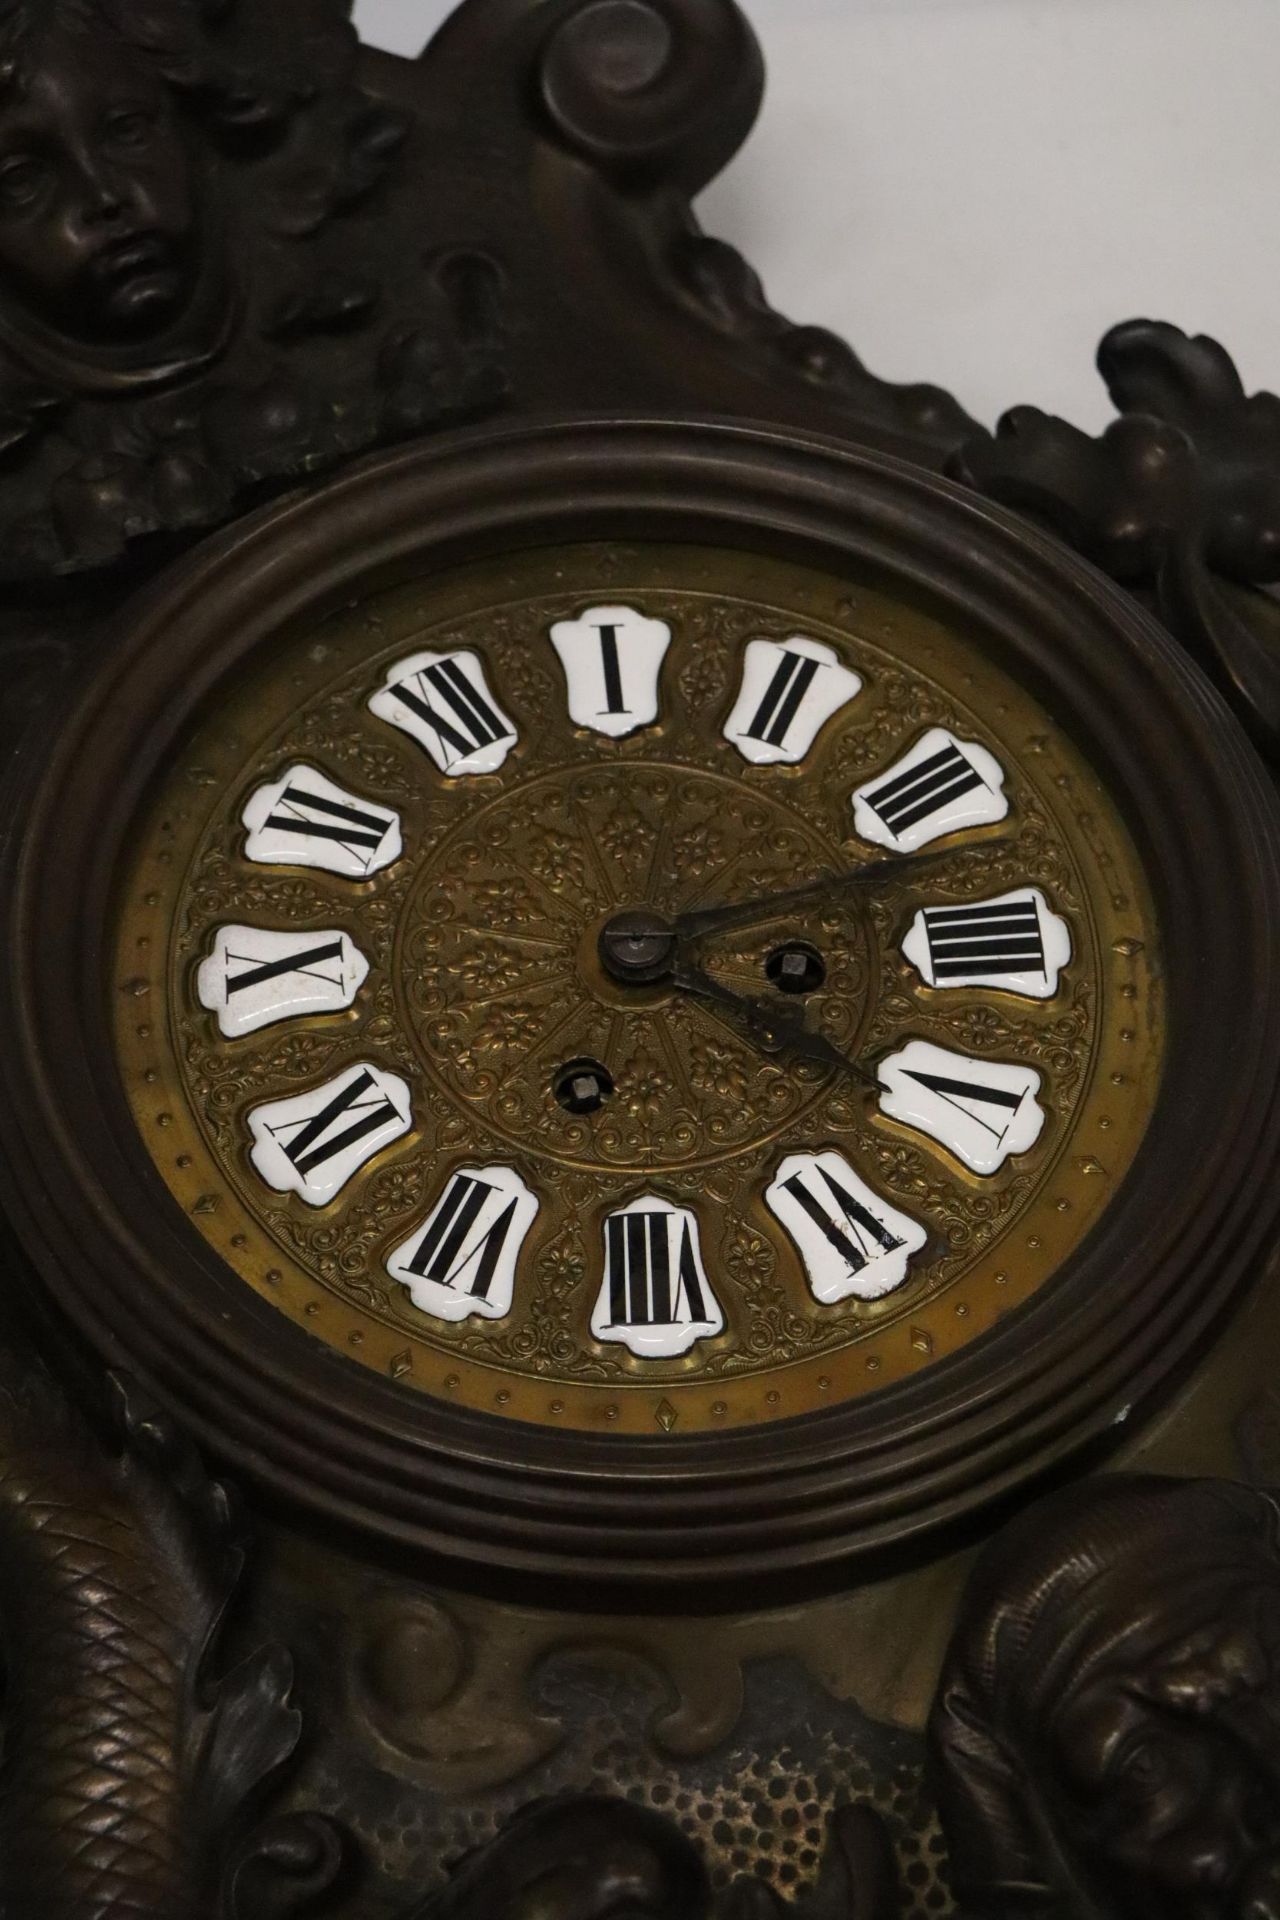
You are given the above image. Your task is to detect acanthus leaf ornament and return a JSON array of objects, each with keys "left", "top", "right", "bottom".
[{"left": 952, "top": 321, "right": 1280, "bottom": 764}]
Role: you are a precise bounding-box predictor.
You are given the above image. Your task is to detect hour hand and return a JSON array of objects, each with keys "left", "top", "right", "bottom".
[
  {"left": 669, "top": 958, "right": 878, "bottom": 1088},
  {"left": 597, "top": 910, "right": 875, "bottom": 1084}
]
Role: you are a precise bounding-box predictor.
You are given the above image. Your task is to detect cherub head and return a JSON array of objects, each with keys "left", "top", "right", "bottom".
[
  {"left": 0, "top": 0, "right": 213, "bottom": 348},
  {"left": 931, "top": 1476, "right": 1280, "bottom": 1920}
]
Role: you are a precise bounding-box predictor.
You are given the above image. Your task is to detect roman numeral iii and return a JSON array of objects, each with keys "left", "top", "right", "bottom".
[
  {"left": 548, "top": 603, "right": 672, "bottom": 738},
  {"left": 852, "top": 728, "right": 1008, "bottom": 851},
  {"left": 248, "top": 1063, "right": 413, "bottom": 1206},
  {"left": 724, "top": 637, "right": 863, "bottom": 766},
  {"left": 766, "top": 1152, "right": 928, "bottom": 1303},
  {"left": 902, "top": 888, "right": 1072, "bottom": 999},
  {"left": 242, "top": 765, "right": 403, "bottom": 878},
  {"left": 877, "top": 1040, "right": 1046, "bottom": 1175},
  {"left": 196, "top": 925, "right": 370, "bottom": 1038},
  {"left": 369, "top": 648, "right": 518, "bottom": 776},
  {"left": 591, "top": 1197, "right": 724, "bottom": 1357},
  {"left": 386, "top": 1166, "right": 539, "bottom": 1324}
]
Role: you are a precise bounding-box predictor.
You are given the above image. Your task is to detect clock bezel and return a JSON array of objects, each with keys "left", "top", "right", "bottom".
[{"left": 3, "top": 417, "right": 1278, "bottom": 1601}]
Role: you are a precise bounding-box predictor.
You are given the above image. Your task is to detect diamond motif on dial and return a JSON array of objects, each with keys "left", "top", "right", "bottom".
[
  {"left": 723, "top": 637, "right": 863, "bottom": 766},
  {"left": 592, "top": 1196, "right": 724, "bottom": 1358},
  {"left": 196, "top": 925, "right": 370, "bottom": 1038},
  {"left": 386, "top": 1166, "right": 539, "bottom": 1324},
  {"left": 548, "top": 604, "right": 672, "bottom": 738},
  {"left": 369, "top": 649, "right": 518, "bottom": 776},
  {"left": 877, "top": 1040, "right": 1046, "bottom": 1175},
  {"left": 247, "top": 1063, "right": 412, "bottom": 1206},
  {"left": 902, "top": 887, "right": 1071, "bottom": 999},
  {"left": 766, "top": 1151, "right": 927, "bottom": 1303},
  {"left": 851, "top": 728, "right": 1008, "bottom": 851},
  {"left": 241, "top": 765, "right": 403, "bottom": 878}
]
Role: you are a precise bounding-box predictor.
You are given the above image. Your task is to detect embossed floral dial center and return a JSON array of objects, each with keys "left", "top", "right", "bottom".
[{"left": 395, "top": 762, "right": 872, "bottom": 1178}]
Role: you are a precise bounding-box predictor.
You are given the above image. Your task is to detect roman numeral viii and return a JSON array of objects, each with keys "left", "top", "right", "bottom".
[{"left": 387, "top": 1166, "right": 539, "bottom": 1324}]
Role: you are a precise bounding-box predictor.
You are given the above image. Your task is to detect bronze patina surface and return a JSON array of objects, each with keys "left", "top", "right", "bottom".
[{"left": 0, "top": 0, "right": 1276, "bottom": 1913}]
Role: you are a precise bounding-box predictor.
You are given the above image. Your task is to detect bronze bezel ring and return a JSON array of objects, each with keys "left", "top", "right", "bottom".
[{"left": 3, "top": 416, "right": 1278, "bottom": 1603}]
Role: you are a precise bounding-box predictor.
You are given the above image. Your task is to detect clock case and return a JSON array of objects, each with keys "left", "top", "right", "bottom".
[{"left": 0, "top": 3, "right": 1278, "bottom": 1916}]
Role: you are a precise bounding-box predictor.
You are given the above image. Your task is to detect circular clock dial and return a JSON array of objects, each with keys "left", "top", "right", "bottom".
[
  {"left": 115, "top": 543, "right": 1159, "bottom": 1436},
  {"left": 5, "top": 422, "right": 1276, "bottom": 1590}
]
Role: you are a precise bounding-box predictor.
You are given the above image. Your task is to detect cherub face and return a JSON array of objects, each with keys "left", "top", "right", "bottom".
[
  {"left": 0, "top": 28, "right": 197, "bottom": 342},
  {"left": 1051, "top": 1607, "right": 1280, "bottom": 1919}
]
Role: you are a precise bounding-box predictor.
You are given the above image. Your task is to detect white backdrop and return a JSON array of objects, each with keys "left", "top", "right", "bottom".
[{"left": 353, "top": 0, "right": 1278, "bottom": 432}]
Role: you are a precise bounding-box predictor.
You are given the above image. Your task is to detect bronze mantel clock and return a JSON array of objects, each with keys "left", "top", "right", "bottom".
[{"left": 0, "top": 4, "right": 1278, "bottom": 1918}]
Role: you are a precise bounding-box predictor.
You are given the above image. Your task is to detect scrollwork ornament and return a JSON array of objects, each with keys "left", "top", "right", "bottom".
[{"left": 953, "top": 322, "right": 1280, "bottom": 766}]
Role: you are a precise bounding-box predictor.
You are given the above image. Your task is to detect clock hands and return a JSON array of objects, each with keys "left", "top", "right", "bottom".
[
  {"left": 599, "top": 839, "right": 1013, "bottom": 1081},
  {"left": 671, "top": 838, "right": 1016, "bottom": 946},
  {"left": 668, "top": 956, "right": 880, "bottom": 1088}
]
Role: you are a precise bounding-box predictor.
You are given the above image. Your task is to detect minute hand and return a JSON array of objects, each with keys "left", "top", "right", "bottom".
[{"left": 673, "top": 839, "right": 1015, "bottom": 945}]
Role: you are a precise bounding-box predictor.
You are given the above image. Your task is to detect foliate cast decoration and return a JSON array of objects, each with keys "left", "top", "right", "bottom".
[
  {"left": 0, "top": 0, "right": 508, "bottom": 580},
  {"left": 5, "top": 1349, "right": 1270, "bottom": 1920},
  {"left": 375, "top": 1469, "right": 1280, "bottom": 1920},
  {"left": 0, "top": 0, "right": 1004, "bottom": 590},
  {"left": 397, "top": 1797, "right": 902, "bottom": 1920},
  {"left": 953, "top": 321, "right": 1280, "bottom": 765},
  {"left": 535, "top": 0, "right": 982, "bottom": 452},
  {"left": 0, "top": 1327, "right": 343, "bottom": 1919}
]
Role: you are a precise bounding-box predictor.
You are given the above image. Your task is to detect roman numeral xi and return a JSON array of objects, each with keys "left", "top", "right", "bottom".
[{"left": 369, "top": 648, "right": 518, "bottom": 775}]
